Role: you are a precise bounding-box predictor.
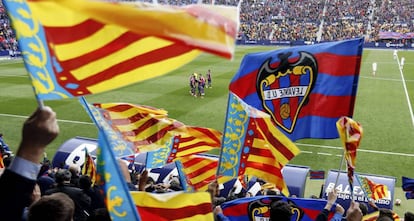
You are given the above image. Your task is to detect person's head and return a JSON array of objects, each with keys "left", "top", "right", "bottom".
[
  {"left": 404, "top": 211, "right": 414, "bottom": 221},
  {"left": 37, "top": 175, "right": 56, "bottom": 195},
  {"left": 78, "top": 175, "right": 92, "bottom": 190},
  {"left": 28, "top": 192, "right": 75, "bottom": 221},
  {"left": 378, "top": 208, "right": 394, "bottom": 221},
  {"left": 376, "top": 216, "right": 393, "bottom": 221},
  {"left": 55, "top": 169, "right": 72, "bottom": 184},
  {"left": 269, "top": 200, "right": 292, "bottom": 221}
]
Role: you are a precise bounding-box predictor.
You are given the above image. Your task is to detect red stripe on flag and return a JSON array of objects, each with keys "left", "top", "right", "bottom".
[
  {"left": 298, "top": 93, "right": 355, "bottom": 118},
  {"left": 315, "top": 54, "right": 362, "bottom": 76},
  {"left": 247, "top": 146, "right": 274, "bottom": 158},
  {"left": 78, "top": 43, "right": 195, "bottom": 87},
  {"left": 255, "top": 118, "right": 297, "bottom": 160},
  {"left": 137, "top": 202, "right": 212, "bottom": 220},
  {"left": 185, "top": 161, "right": 217, "bottom": 179},
  {"left": 95, "top": 104, "right": 132, "bottom": 112},
  {"left": 246, "top": 161, "right": 282, "bottom": 176},
  {"left": 110, "top": 113, "right": 150, "bottom": 125},
  {"left": 59, "top": 32, "right": 144, "bottom": 69},
  {"left": 44, "top": 19, "right": 104, "bottom": 44},
  {"left": 192, "top": 174, "right": 216, "bottom": 190}
]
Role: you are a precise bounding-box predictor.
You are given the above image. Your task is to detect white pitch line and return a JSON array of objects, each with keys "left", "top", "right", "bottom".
[
  {"left": 394, "top": 52, "right": 414, "bottom": 128},
  {"left": 317, "top": 152, "right": 332, "bottom": 156},
  {"left": 1, "top": 113, "right": 414, "bottom": 157},
  {"left": 0, "top": 113, "right": 93, "bottom": 125},
  {"left": 297, "top": 143, "right": 414, "bottom": 157}
]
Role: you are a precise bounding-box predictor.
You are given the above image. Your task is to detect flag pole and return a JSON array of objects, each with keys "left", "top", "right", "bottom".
[
  {"left": 216, "top": 94, "right": 231, "bottom": 177},
  {"left": 334, "top": 150, "right": 345, "bottom": 188}
]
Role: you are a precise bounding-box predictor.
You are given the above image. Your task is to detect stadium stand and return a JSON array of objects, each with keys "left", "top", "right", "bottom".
[{"left": 0, "top": 0, "right": 413, "bottom": 53}]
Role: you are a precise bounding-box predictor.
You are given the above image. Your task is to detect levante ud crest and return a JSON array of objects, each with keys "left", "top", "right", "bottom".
[{"left": 256, "top": 51, "right": 318, "bottom": 133}]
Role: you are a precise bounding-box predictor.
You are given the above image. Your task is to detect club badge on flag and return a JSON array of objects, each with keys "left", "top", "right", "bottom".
[{"left": 229, "top": 38, "right": 363, "bottom": 141}]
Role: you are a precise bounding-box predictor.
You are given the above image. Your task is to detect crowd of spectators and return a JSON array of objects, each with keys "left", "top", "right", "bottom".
[
  {"left": 0, "top": 2, "right": 17, "bottom": 54},
  {"left": 0, "top": 0, "right": 413, "bottom": 53}
]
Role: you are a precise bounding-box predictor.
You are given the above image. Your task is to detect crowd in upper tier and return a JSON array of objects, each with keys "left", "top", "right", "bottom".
[{"left": 1, "top": 0, "right": 413, "bottom": 53}]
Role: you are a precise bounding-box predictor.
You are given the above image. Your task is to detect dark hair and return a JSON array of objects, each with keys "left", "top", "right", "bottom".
[
  {"left": 378, "top": 208, "right": 394, "bottom": 221},
  {"left": 377, "top": 217, "right": 394, "bottom": 221},
  {"left": 270, "top": 201, "right": 292, "bottom": 221},
  {"left": 359, "top": 202, "right": 368, "bottom": 215},
  {"left": 405, "top": 211, "right": 414, "bottom": 221},
  {"left": 55, "top": 169, "right": 71, "bottom": 184},
  {"left": 79, "top": 175, "right": 92, "bottom": 190},
  {"left": 28, "top": 193, "right": 75, "bottom": 221}
]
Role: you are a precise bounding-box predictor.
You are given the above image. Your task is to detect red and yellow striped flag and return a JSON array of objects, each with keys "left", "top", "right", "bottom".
[
  {"left": 218, "top": 93, "right": 300, "bottom": 196},
  {"left": 81, "top": 149, "right": 97, "bottom": 185},
  {"left": 356, "top": 174, "right": 389, "bottom": 200},
  {"left": 3, "top": 0, "right": 238, "bottom": 100},
  {"left": 176, "top": 154, "right": 230, "bottom": 191},
  {"left": 131, "top": 191, "right": 214, "bottom": 221},
  {"left": 146, "top": 126, "right": 222, "bottom": 169},
  {"left": 94, "top": 103, "right": 185, "bottom": 153},
  {"left": 0, "top": 153, "right": 4, "bottom": 169},
  {"left": 336, "top": 117, "right": 363, "bottom": 191}
]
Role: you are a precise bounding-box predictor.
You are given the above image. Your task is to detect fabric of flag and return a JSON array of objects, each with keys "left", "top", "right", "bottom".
[
  {"left": 175, "top": 154, "right": 230, "bottom": 191},
  {"left": 217, "top": 93, "right": 300, "bottom": 196},
  {"left": 356, "top": 174, "right": 389, "bottom": 200},
  {"left": 81, "top": 96, "right": 141, "bottom": 220},
  {"left": 3, "top": 0, "right": 238, "bottom": 100},
  {"left": 92, "top": 102, "right": 185, "bottom": 153},
  {"left": 0, "top": 153, "right": 4, "bottom": 169},
  {"left": 81, "top": 148, "right": 97, "bottom": 186},
  {"left": 362, "top": 211, "right": 400, "bottom": 221},
  {"left": 336, "top": 116, "right": 363, "bottom": 194},
  {"left": 96, "top": 132, "right": 142, "bottom": 221},
  {"left": 221, "top": 195, "right": 336, "bottom": 221},
  {"left": 131, "top": 191, "right": 214, "bottom": 221},
  {"left": 402, "top": 176, "right": 414, "bottom": 191},
  {"left": 402, "top": 176, "right": 414, "bottom": 199},
  {"left": 146, "top": 126, "right": 222, "bottom": 169},
  {"left": 80, "top": 98, "right": 136, "bottom": 157},
  {"left": 0, "top": 134, "right": 10, "bottom": 152},
  {"left": 229, "top": 38, "right": 364, "bottom": 141}
]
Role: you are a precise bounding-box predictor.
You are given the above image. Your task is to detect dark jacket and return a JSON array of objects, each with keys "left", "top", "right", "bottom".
[
  {"left": 0, "top": 169, "right": 37, "bottom": 221},
  {"left": 45, "top": 184, "right": 92, "bottom": 221}
]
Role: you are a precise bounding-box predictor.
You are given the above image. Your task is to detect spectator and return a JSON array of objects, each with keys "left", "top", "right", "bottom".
[
  {"left": 405, "top": 211, "right": 414, "bottom": 221},
  {"left": 0, "top": 106, "right": 59, "bottom": 221},
  {"left": 45, "top": 169, "right": 91, "bottom": 221},
  {"left": 316, "top": 189, "right": 345, "bottom": 221},
  {"left": 269, "top": 200, "right": 293, "bottom": 221},
  {"left": 28, "top": 192, "right": 75, "bottom": 221},
  {"left": 78, "top": 175, "right": 106, "bottom": 211}
]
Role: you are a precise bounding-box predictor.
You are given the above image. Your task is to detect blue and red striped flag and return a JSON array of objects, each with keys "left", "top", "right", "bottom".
[
  {"left": 3, "top": 0, "right": 238, "bottom": 101},
  {"left": 221, "top": 195, "right": 336, "bottom": 221},
  {"left": 229, "top": 38, "right": 364, "bottom": 141}
]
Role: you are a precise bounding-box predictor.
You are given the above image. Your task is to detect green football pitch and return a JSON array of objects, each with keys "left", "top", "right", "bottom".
[{"left": 0, "top": 46, "right": 413, "bottom": 215}]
